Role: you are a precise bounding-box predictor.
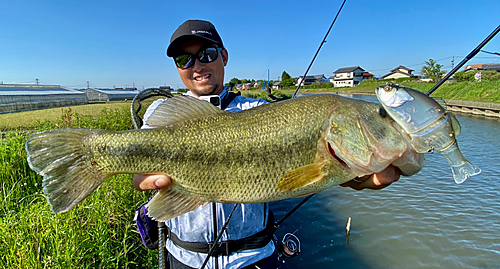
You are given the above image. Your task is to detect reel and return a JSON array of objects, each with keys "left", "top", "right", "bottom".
[{"left": 279, "top": 233, "right": 301, "bottom": 258}]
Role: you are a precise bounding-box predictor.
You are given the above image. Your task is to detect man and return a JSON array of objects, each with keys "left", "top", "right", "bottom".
[{"left": 133, "top": 19, "right": 401, "bottom": 269}]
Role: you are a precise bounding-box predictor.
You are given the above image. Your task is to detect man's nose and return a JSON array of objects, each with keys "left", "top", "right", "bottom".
[{"left": 191, "top": 57, "right": 204, "bottom": 71}]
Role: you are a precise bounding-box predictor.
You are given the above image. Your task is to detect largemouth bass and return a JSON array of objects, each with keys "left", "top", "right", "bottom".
[
  {"left": 376, "top": 82, "right": 480, "bottom": 184},
  {"left": 26, "top": 94, "right": 423, "bottom": 221}
]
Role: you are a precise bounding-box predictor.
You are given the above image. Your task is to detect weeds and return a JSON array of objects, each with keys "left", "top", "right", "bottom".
[{"left": 0, "top": 107, "right": 156, "bottom": 268}]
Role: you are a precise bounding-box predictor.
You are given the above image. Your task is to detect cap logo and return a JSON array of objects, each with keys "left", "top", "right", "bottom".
[{"left": 191, "top": 30, "right": 212, "bottom": 35}]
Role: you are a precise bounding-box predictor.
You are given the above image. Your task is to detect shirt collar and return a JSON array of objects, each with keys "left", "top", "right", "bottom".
[{"left": 186, "top": 86, "right": 229, "bottom": 100}]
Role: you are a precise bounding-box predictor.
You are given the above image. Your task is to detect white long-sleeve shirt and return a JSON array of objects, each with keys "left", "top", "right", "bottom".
[{"left": 142, "top": 88, "right": 273, "bottom": 269}]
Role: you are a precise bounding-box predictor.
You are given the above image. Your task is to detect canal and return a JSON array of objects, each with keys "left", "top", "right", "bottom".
[{"left": 270, "top": 95, "right": 500, "bottom": 268}]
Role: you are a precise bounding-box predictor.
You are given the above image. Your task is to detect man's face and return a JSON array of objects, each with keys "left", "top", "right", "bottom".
[{"left": 175, "top": 39, "right": 228, "bottom": 97}]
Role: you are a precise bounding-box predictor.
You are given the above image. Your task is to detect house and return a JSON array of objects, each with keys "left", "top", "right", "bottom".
[
  {"left": 272, "top": 81, "right": 281, "bottom": 90},
  {"left": 363, "top": 72, "right": 374, "bottom": 80},
  {"left": 331, "top": 66, "right": 365, "bottom": 87},
  {"left": 464, "top": 63, "right": 500, "bottom": 72},
  {"left": 295, "top": 74, "right": 328, "bottom": 86},
  {"left": 380, "top": 65, "right": 415, "bottom": 80}
]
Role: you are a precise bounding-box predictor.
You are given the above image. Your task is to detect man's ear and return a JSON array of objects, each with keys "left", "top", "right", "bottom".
[{"left": 221, "top": 49, "right": 228, "bottom": 66}]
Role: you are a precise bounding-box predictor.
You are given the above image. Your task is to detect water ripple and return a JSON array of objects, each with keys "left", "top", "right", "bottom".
[{"left": 270, "top": 97, "right": 500, "bottom": 268}]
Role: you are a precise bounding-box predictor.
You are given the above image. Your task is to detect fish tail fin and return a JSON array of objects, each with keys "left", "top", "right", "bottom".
[
  {"left": 26, "top": 128, "right": 112, "bottom": 213},
  {"left": 439, "top": 142, "right": 481, "bottom": 184}
]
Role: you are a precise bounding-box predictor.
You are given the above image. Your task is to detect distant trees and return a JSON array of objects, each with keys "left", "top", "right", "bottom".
[
  {"left": 421, "top": 59, "right": 446, "bottom": 83},
  {"left": 281, "top": 71, "right": 295, "bottom": 88},
  {"left": 227, "top": 78, "right": 255, "bottom": 86}
]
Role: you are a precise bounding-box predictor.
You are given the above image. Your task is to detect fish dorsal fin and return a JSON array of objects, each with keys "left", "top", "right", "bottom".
[{"left": 146, "top": 95, "right": 227, "bottom": 128}]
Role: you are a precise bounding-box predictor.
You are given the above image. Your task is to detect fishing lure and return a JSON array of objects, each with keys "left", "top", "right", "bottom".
[{"left": 376, "top": 82, "right": 481, "bottom": 184}]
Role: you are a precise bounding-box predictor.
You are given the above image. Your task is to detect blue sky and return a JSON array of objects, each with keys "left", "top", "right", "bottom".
[{"left": 1, "top": 0, "right": 499, "bottom": 89}]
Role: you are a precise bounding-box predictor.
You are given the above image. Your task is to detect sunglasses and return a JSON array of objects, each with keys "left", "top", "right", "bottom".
[{"left": 174, "top": 47, "right": 223, "bottom": 69}]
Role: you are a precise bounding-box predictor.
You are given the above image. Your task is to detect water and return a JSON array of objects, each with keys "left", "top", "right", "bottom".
[{"left": 270, "top": 95, "right": 500, "bottom": 268}]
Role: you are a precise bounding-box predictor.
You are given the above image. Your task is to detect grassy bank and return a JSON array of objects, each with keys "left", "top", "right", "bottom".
[
  {"left": 0, "top": 108, "right": 158, "bottom": 268},
  {"left": 0, "top": 102, "right": 132, "bottom": 131},
  {"left": 242, "top": 79, "right": 500, "bottom": 104}
]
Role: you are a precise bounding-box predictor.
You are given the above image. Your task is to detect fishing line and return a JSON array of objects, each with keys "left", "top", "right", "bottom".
[
  {"left": 200, "top": 3, "right": 349, "bottom": 268},
  {"left": 427, "top": 24, "right": 500, "bottom": 96},
  {"left": 284, "top": 198, "right": 335, "bottom": 236},
  {"left": 292, "top": 0, "right": 347, "bottom": 98},
  {"left": 480, "top": 50, "right": 500, "bottom": 56},
  {"left": 200, "top": 203, "right": 239, "bottom": 269}
]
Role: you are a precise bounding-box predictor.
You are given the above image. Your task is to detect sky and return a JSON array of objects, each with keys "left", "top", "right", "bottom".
[{"left": 1, "top": 0, "right": 499, "bottom": 90}]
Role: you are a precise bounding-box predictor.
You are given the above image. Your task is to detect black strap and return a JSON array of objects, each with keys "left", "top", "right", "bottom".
[
  {"left": 220, "top": 91, "right": 240, "bottom": 110},
  {"left": 166, "top": 211, "right": 275, "bottom": 256}
]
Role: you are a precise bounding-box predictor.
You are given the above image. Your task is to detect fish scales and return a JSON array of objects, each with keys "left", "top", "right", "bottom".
[
  {"left": 26, "top": 94, "right": 423, "bottom": 221},
  {"left": 88, "top": 96, "right": 329, "bottom": 200}
]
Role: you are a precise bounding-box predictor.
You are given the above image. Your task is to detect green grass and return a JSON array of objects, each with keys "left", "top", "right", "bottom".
[
  {"left": 0, "top": 108, "right": 158, "bottom": 268},
  {"left": 0, "top": 102, "right": 134, "bottom": 131}
]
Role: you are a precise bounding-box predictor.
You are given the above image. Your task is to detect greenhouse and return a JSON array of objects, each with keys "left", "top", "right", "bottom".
[
  {"left": 0, "top": 84, "right": 88, "bottom": 114},
  {"left": 82, "top": 88, "right": 139, "bottom": 102}
]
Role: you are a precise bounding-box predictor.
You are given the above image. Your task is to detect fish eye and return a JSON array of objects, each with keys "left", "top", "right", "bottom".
[
  {"left": 378, "top": 107, "right": 388, "bottom": 118},
  {"left": 384, "top": 86, "right": 392, "bottom": 92}
]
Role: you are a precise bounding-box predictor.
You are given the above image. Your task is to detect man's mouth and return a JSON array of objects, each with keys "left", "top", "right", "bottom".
[{"left": 194, "top": 74, "right": 211, "bottom": 81}]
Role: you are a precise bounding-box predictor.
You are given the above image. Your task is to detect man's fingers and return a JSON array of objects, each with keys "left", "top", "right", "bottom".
[
  {"left": 132, "top": 174, "right": 172, "bottom": 191},
  {"left": 340, "top": 165, "right": 401, "bottom": 190}
]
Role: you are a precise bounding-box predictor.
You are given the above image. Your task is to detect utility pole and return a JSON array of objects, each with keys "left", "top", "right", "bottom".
[
  {"left": 87, "top": 81, "right": 89, "bottom": 89},
  {"left": 451, "top": 56, "right": 455, "bottom": 70}
]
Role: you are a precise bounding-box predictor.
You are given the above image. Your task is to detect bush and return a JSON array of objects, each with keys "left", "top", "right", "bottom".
[{"left": 454, "top": 70, "right": 500, "bottom": 82}]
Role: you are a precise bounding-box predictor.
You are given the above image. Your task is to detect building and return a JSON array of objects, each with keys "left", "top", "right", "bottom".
[
  {"left": 0, "top": 84, "right": 88, "bottom": 114},
  {"left": 363, "top": 72, "right": 374, "bottom": 80},
  {"left": 331, "top": 66, "right": 365, "bottom": 87},
  {"left": 81, "top": 88, "right": 139, "bottom": 102},
  {"left": 295, "top": 74, "right": 328, "bottom": 86},
  {"left": 380, "top": 65, "right": 415, "bottom": 80},
  {"left": 464, "top": 63, "right": 500, "bottom": 72}
]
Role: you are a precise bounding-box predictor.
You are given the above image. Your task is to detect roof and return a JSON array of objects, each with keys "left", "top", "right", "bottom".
[
  {"left": 465, "top": 63, "right": 500, "bottom": 71},
  {"left": 390, "top": 65, "right": 414, "bottom": 72},
  {"left": 298, "top": 74, "right": 326, "bottom": 80},
  {"left": 380, "top": 70, "right": 413, "bottom": 79},
  {"left": 333, "top": 66, "right": 364, "bottom": 73},
  {"left": 363, "top": 72, "right": 374, "bottom": 77},
  {"left": 92, "top": 88, "right": 139, "bottom": 95},
  {"left": 0, "top": 84, "right": 86, "bottom": 96}
]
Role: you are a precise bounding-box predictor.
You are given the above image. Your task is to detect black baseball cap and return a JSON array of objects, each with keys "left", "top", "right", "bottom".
[{"left": 166, "top": 20, "right": 224, "bottom": 57}]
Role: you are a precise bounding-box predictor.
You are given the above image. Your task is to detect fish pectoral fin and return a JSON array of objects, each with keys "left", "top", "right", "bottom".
[
  {"left": 146, "top": 187, "right": 209, "bottom": 222},
  {"left": 277, "top": 161, "right": 328, "bottom": 192}
]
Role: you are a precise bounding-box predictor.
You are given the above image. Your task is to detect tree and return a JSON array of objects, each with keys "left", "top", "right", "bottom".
[
  {"left": 281, "top": 71, "right": 294, "bottom": 87},
  {"left": 421, "top": 59, "right": 446, "bottom": 83},
  {"left": 228, "top": 77, "right": 241, "bottom": 86}
]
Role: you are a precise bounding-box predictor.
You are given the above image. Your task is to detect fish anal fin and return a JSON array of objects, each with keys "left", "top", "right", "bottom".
[
  {"left": 146, "top": 187, "right": 209, "bottom": 222},
  {"left": 146, "top": 95, "right": 227, "bottom": 128},
  {"left": 277, "top": 162, "right": 328, "bottom": 192}
]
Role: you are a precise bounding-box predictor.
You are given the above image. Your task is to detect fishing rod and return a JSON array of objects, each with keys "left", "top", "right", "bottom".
[
  {"left": 199, "top": 4, "right": 349, "bottom": 269},
  {"left": 200, "top": 204, "right": 239, "bottom": 269},
  {"left": 292, "top": 0, "right": 347, "bottom": 98},
  {"left": 426, "top": 24, "right": 500, "bottom": 96}
]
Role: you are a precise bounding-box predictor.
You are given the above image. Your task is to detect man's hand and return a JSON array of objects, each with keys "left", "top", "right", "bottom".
[
  {"left": 133, "top": 165, "right": 401, "bottom": 192},
  {"left": 132, "top": 174, "right": 172, "bottom": 191},
  {"left": 339, "top": 165, "right": 401, "bottom": 190}
]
